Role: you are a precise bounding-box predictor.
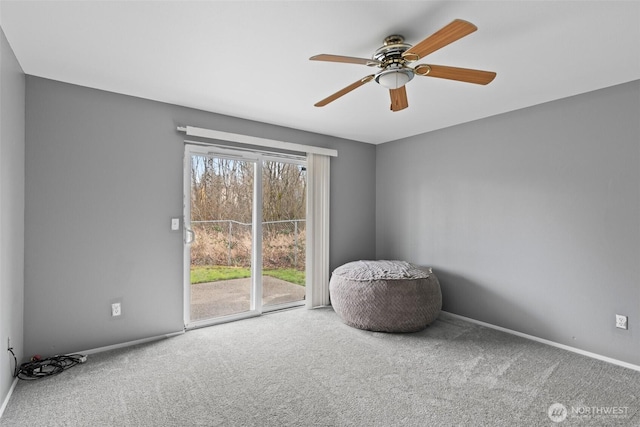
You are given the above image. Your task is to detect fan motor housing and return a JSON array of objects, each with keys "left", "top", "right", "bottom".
[
  {"left": 373, "top": 35, "right": 412, "bottom": 66},
  {"left": 373, "top": 35, "right": 415, "bottom": 88}
]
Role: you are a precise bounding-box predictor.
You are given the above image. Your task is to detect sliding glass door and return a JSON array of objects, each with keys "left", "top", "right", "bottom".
[
  {"left": 184, "top": 145, "right": 306, "bottom": 328},
  {"left": 261, "top": 160, "right": 307, "bottom": 309}
]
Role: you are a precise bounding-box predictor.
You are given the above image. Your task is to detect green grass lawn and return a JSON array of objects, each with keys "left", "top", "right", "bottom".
[{"left": 191, "top": 265, "right": 305, "bottom": 286}]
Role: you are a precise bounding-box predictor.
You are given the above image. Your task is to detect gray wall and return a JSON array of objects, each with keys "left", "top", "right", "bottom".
[
  {"left": 376, "top": 80, "right": 640, "bottom": 365},
  {"left": 24, "top": 76, "right": 376, "bottom": 357},
  {"left": 0, "top": 27, "right": 25, "bottom": 406}
]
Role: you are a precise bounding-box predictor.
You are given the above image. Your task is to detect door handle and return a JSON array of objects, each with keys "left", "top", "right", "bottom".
[{"left": 185, "top": 228, "right": 195, "bottom": 244}]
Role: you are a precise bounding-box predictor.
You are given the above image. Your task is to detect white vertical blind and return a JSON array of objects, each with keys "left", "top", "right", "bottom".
[{"left": 306, "top": 153, "right": 331, "bottom": 307}]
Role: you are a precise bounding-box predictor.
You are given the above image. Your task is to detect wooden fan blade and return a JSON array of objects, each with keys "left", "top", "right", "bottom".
[
  {"left": 310, "top": 54, "right": 381, "bottom": 67},
  {"left": 419, "top": 64, "right": 496, "bottom": 85},
  {"left": 389, "top": 86, "right": 408, "bottom": 112},
  {"left": 402, "top": 19, "right": 477, "bottom": 61},
  {"left": 314, "top": 75, "right": 375, "bottom": 107}
]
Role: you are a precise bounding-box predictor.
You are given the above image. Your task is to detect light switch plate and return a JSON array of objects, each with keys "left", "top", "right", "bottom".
[{"left": 171, "top": 218, "right": 180, "bottom": 231}]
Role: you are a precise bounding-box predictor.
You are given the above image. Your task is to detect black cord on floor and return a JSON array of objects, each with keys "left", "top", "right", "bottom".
[
  {"left": 8, "top": 348, "right": 18, "bottom": 378},
  {"left": 11, "top": 352, "right": 87, "bottom": 380}
]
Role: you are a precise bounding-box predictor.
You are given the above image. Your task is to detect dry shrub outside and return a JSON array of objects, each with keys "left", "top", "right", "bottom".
[{"left": 191, "top": 222, "right": 306, "bottom": 270}]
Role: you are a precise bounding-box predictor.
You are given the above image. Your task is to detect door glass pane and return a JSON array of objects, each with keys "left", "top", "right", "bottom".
[
  {"left": 261, "top": 160, "right": 306, "bottom": 308},
  {"left": 189, "top": 155, "right": 254, "bottom": 321}
]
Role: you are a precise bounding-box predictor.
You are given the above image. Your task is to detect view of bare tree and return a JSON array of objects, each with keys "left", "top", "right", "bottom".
[{"left": 190, "top": 156, "right": 306, "bottom": 269}]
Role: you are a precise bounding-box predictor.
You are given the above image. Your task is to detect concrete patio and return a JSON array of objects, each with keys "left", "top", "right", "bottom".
[{"left": 190, "top": 276, "right": 305, "bottom": 321}]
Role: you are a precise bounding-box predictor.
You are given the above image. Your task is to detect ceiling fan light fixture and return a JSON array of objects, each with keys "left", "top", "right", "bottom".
[
  {"left": 309, "top": 20, "right": 496, "bottom": 110},
  {"left": 375, "top": 67, "right": 414, "bottom": 89}
]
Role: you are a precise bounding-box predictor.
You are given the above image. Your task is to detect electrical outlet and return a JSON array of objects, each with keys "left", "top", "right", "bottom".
[
  {"left": 615, "top": 314, "right": 628, "bottom": 330},
  {"left": 111, "top": 302, "right": 122, "bottom": 317}
]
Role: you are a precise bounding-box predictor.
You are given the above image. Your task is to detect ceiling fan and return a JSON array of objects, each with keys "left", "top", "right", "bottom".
[{"left": 310, "top": 19, "right": 496, "bottom": 112}]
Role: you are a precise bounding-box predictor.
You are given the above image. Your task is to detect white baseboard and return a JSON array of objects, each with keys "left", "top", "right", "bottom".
[
  {"left": 0, "top": 378, "right": 18, "bottom": 419},
  {"left": 77, "top": 330, "right": 185, "bottom": 356},
  {"left": 441, "top": 311, "right": 640, "bottom": 373}
]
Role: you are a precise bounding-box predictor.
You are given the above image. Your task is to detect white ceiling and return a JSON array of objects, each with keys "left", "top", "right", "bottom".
[{"left": 1, "top": 1, "right": 639, "bottom": 144}]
